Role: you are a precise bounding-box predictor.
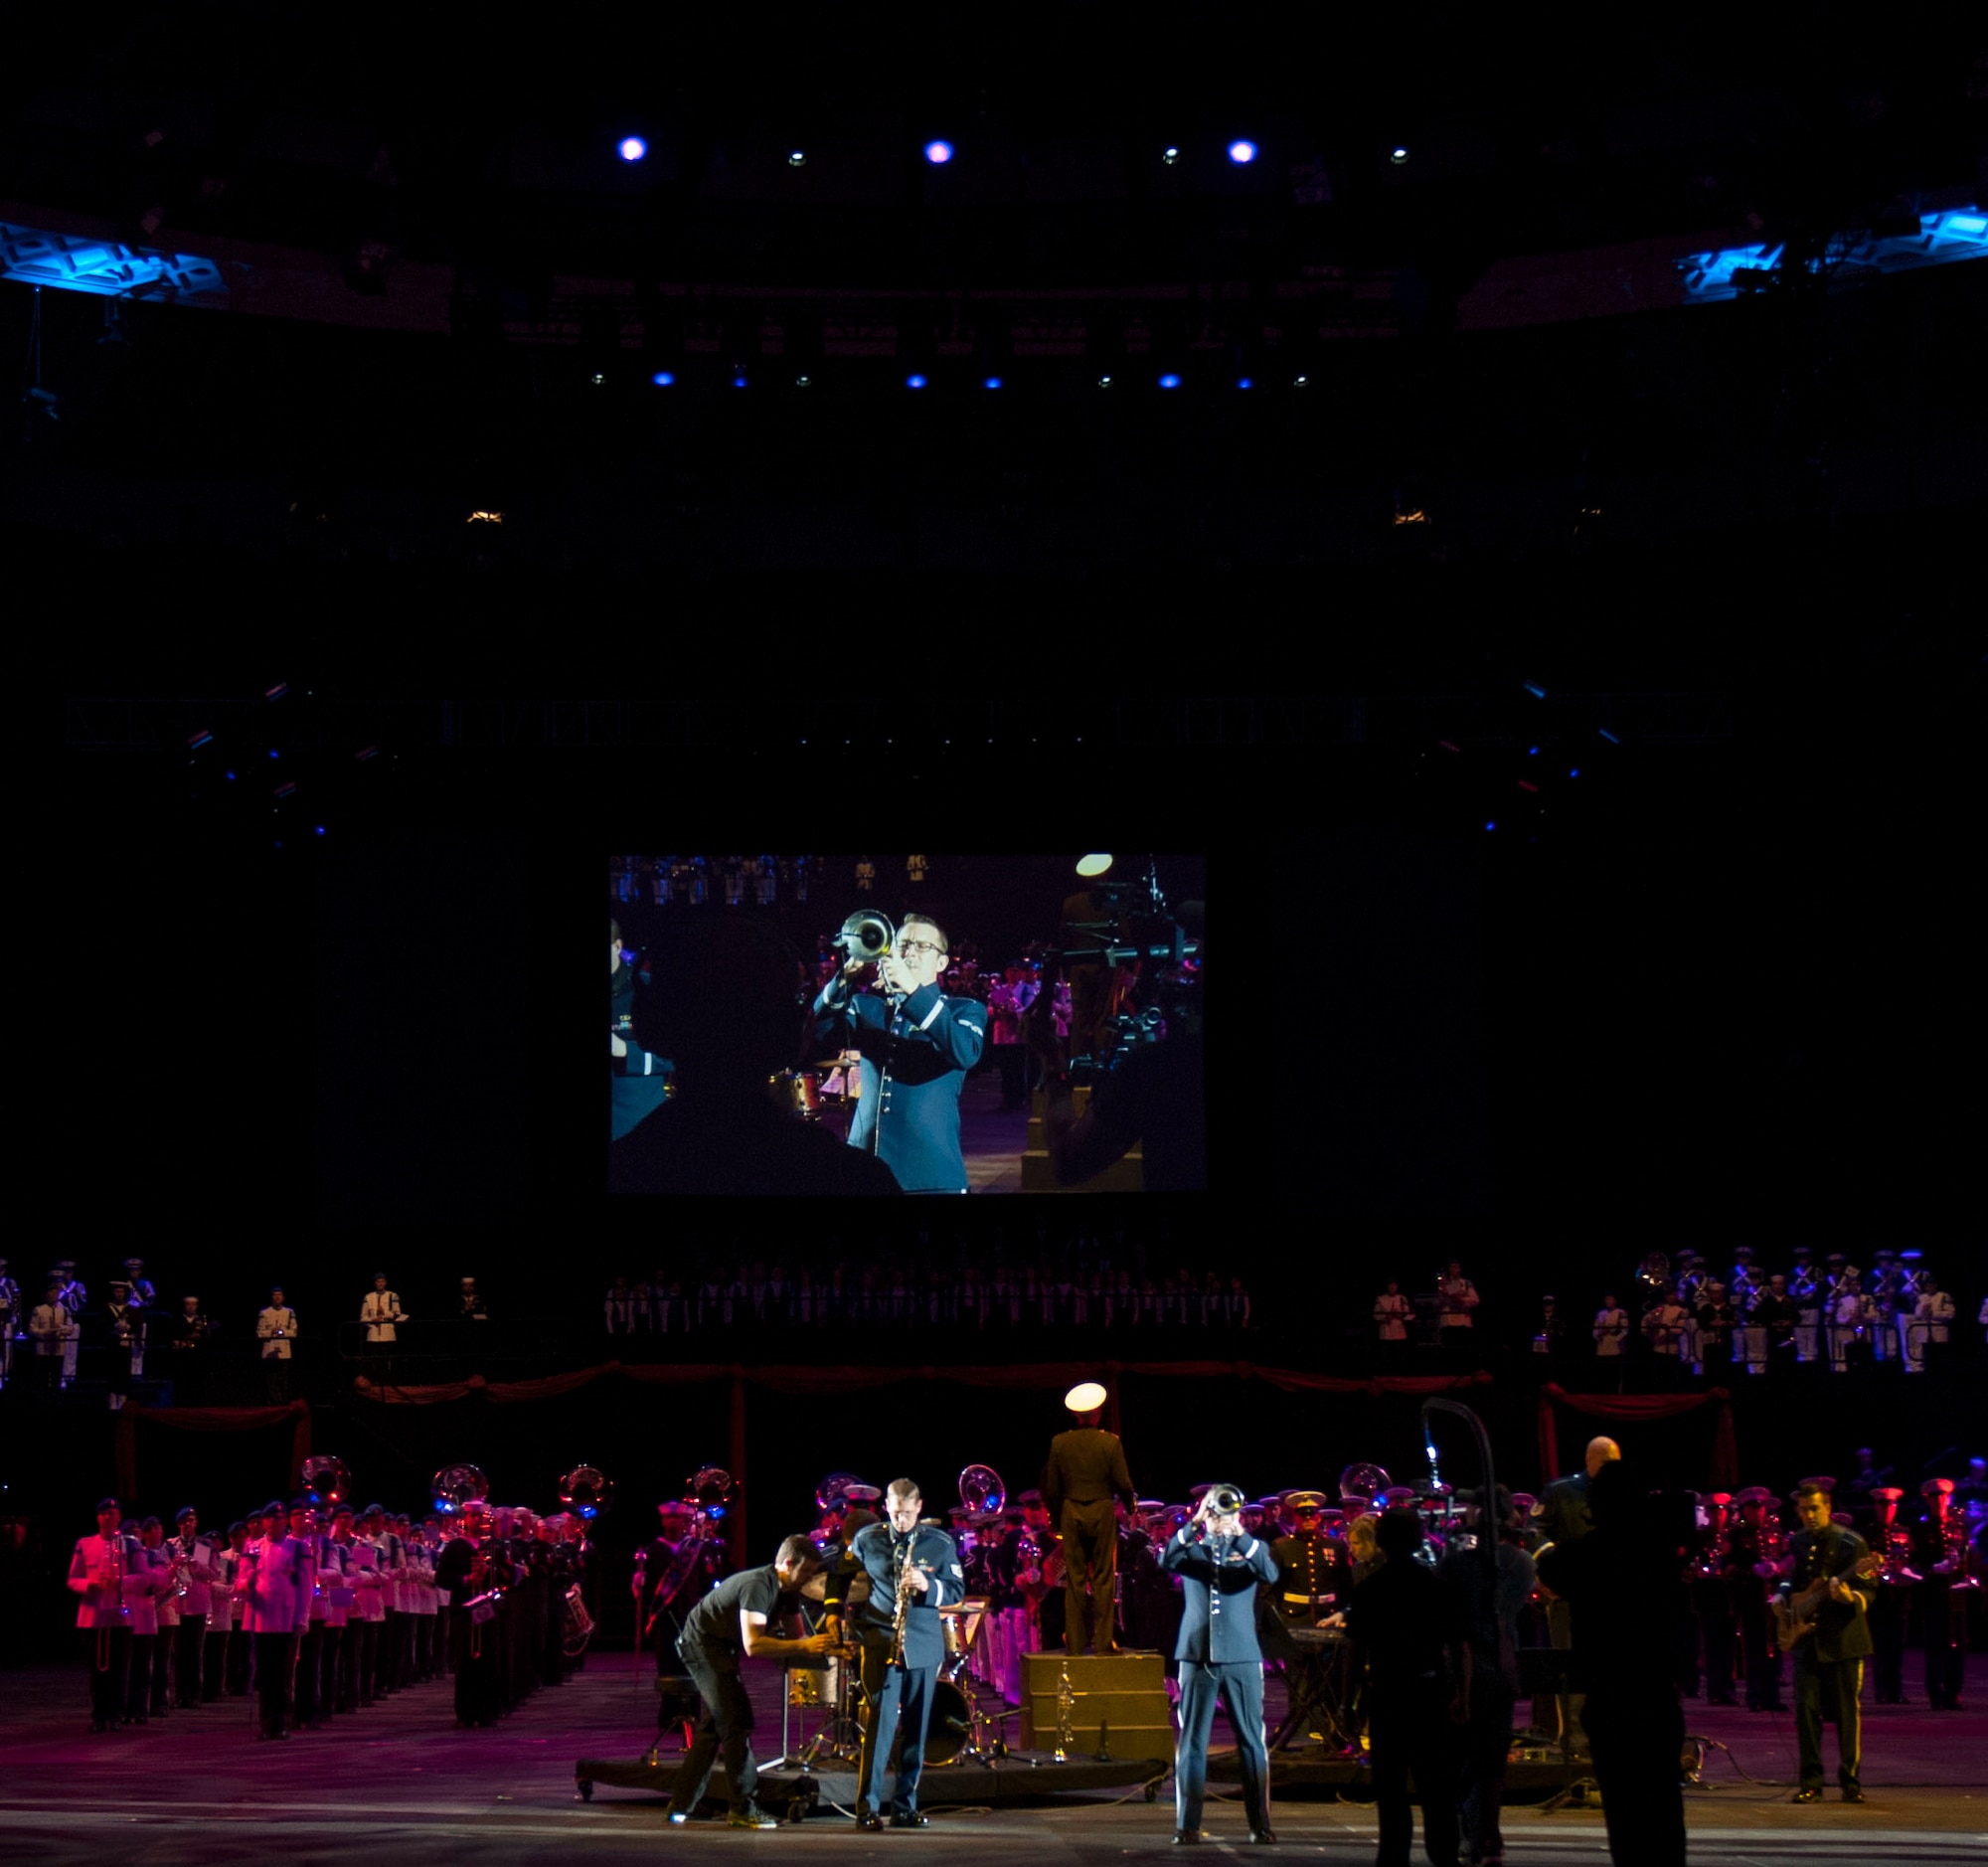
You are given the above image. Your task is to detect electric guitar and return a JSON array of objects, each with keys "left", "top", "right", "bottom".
[{"left": 1773, "top": 1550, "right": 1881, "bottom": 1648}]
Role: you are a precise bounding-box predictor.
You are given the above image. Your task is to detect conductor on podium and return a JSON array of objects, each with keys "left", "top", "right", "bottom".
[{"left": 1045, "top": 1381, "right": 1136, "bottom": 1654}]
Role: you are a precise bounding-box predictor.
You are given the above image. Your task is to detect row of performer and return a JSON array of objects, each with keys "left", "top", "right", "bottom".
[{"left": 66, "top": 1496, "right": 595, "bottom": 1739}]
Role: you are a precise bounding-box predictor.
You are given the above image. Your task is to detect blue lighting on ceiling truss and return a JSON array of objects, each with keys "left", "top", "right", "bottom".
[
  {"left": 1, "top": 222, "right": 227, "bottom": 302},
  {"left": 1677, "top": 207, "right": 1987, "bottom": 304}
]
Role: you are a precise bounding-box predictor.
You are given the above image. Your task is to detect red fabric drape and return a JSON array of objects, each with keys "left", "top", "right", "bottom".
[
  {"left": 1537, "top": 1384, "right": 1739, "bottom": 1489},
  {"left": 114, "top": 1401, "right": 312, "bottom": 1505}
]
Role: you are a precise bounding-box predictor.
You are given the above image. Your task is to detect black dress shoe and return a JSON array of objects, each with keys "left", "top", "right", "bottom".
[
  {"left": 1841, "top": 1786, "right": 1866, "bottom": 1804},
  {"left": 1792, "top": 1786, "right": 1823, "bottom": 1803},
  {"left": 1173, "top": 1831, "right": 1204, "bottom": 1845},
  {"left": 889, "top": 1812, "right": 929, "bottom": 1829},
  {"left": 856, "top": 1813, "right": 884, "bottom": 1833},
  {"left": 1248, "top": 1830, "right": 1278, "bottom": 1844}
]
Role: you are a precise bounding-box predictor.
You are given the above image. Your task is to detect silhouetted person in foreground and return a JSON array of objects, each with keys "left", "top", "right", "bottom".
[
  {"left": 1535, "top": 1462, "right": 1689, "bottom": 1867},
  {"left": 609, "top": 914, "right": 903, "bottom": 1196}
]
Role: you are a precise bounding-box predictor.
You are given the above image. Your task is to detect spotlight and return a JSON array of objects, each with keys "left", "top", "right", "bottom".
[
  {"left": 1237, "top": 377, "right": 1253, "bottom": 389},
  {"left": 619, "top": 137, "right": 647, "bottom": 163},
  {"left": 1228, "top": 140, "right": 1256, "bottom": 164},
  {"left": 1292, "top": 374, "right": 1309, "bottom": 387},
  {"left": 1162, "top": 147, "right": 1180, "bottom": 165},
  {"left": 1097, "top": 374, "right": 1113, "bottom": 387},
  {"left": 795, "top": 374, "right": 811, "bottom": 387},
  {"left": 1158, "top": 372, "right": 1182, "bottom": 389},
  {"left": 924, "top": 140, "right": 953, "bottom": 165},
  {"left": 788, "top": 150, "right": 807, "bottom": 167},
  {"left": 1391, "top": 146, "right": 1409, "bottom": 165},
  {"left": 906, "top": 373, "right": 927, "bottom": 389},
  {"left": 733, "top": 373, "right": 748, "bottom": 387},
  {"left": 650, "top": 370, "right": 675, "bottom": 386}
]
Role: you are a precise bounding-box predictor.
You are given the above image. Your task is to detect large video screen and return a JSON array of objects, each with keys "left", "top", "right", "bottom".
[{"left": 607, "top": 852, "right": 1204, "bottom": 1196}]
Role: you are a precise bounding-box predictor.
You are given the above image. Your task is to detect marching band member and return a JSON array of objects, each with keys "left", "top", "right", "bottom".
[
  {"left": 218, "top": 1519, "right": 252, "bottom": 1696},
  {"left": 1641, "top": 1286, "right": 1690, "bottom": 1370},
  {"left": 1827, "top": 1263, "right": 1872, "bottom": 1372},
  {"left": 1861, "top": 1487, "right": 1914, "bottom": 1704},
  {"left": 55, "top": 1260, "right": 87, "bottom": 1386},
  {"left": 328, "top": 1506, "right": 364, "bottom": 1711},
  {"left": 350, "top": 1505, "right": 389, "bottom": 1704},
  {"left": 105, "top": 1283, "right": 144, "bottom": 1407},
  {"left": 1780, "top": 1480, "right": 1875, "bottom": 1801},
  {"left": 827, "top": 1479, "right": 964, "bottom": 1831},
  {"left": 360, "top": 1274, "right": 406, "bottom": 1385},
  {"left": 239, "top": 1498, "right": 314, "bottom": 1741},
  {"left": 1905, "top": 1272, "right": 1955, "bottom": 1372},
  {"left": 29, "top": 1281, "right": 77, "bottom": 1392},
  {"left": 1728, "top": 1487, "right": 1787, "bottom": 1711},
  {"left": 120, "top": 1511, "right": 164, "bottom": 1726},
  {"left": 1866, "top": 1251, "right": 1905, "bottom": 1365},
  {"left": 70, "top": 1497, "right": 140, "bottom": 1731},
  {"left": 1164, "top": 1485, "right": 1280, "bottom": 1846},
  {"left": 256, "top": 1286, "right": 298, "bottom": 1405},
  {"left": 141, "top": 1515, "right": 178, "bottom": 1716},
  {"left": 0, "top": 1255, "right": 18, "bottom": 1389},
  {"left": 1592, "top": 1291, "right": 1630, "bottom": 1359},
  {"left": 1916, "top": 1478, "right": 1969, "bottom": 1710},
  {"left": 1374, "top": 1281, "right": 1411, "bottom": 1347},
  {"left": 169, "top": 1295, "right": 214, "bottom": 1404},
  {"left": 1270, "top": 1492, "right": 1346, "bottom": 1627},
  {"left": 1752, "top": 1274, "right": 1802, "bottom": 1372},
  {"left": 121, "top": 1257, "right": 158, "bottom": 1313},
  {"left": 170, "top": 1506, "right": 216, "bottom": 1708},
  {"left": 1045, "top": 1382, "right": 1136, "bottom": 1655},
  {"left": 1787, "top": 1248, "right": 1823, "bottom": 1362},
  {"left": 309, "top": 1511, "right": 350, "bottom": 1722},
  {"left": 634, "top": 1499, "right": 726, "bottom": 1741},
  {"left": 661, "top": 1532, "right": 831, "bottom": 1830}
]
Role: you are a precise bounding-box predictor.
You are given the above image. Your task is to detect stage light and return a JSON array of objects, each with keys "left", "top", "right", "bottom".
[
  {"left": 924, "top": 140, "right": 953, "bottom": 165},
  {"left": 619, "top": 137, "right": 646, "bottom": 163},
  {"left": 1228, "top": 140, "right": 1256, "bottom": 164},
  {"left": 795, "top": 374, "right": 811, "bottom": 387},
  {"left": 1391, "top": 147, "right": 1409, "bottom": 164},
  {"left": 1158, "top": 372, "right": 1182, "bottom": 389},
  {"left": 226, "top": 771, "right": 236, "bottom": 780},
  {"left": 788, "top": 151, "right": 806, "bottom": 167},
  {"left": 316, "top": 826, "right": 326, "bottom": 836},
  {"left": 651, "top": 370, "right": 675, "bottom": 386},
  {"left": 590, "top": 372, "right": 606, "bottom": 385},
  {"left": 1569, "top": 767, "right": 1580, "bottom": 777},
  {"left": 906, "top": 373, "right": 927, "bottom": 389},
  {"left": 1097, "top": 374, "right": 1113, "bottom": 387},
  {"left": 982, "top": 376, "right": 1002, "bottom": 390},
  {"left": 268, "top": 749, "right": 280, "bottom": 760},
  {"left": 1163, "top": 147, "right": 1180, "bottom": 165},
  {"left": 1077, "top": 854, "right": 1113, "bottom": 878},
  {"left": 733, "top": 373, "right": 748, "bottom": 387},
  {"left": 1524, "top": 681, "right": 1548, "bottom": 698},
  {"left": 1529, "top": 746, "right": 1540, "bottom": 756},
  {"left": 1292, "top": 374, "right": 1308, "bottom": 387},
  {"left": 1598, "top": 728, "right": 1620, "bottom": 744},
  {"left": 1237, "top": 377, "right": 1253, "bottom": 389}
]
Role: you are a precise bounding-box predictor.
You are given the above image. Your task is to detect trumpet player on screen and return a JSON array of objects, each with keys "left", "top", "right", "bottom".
[{"left": 810, "top": 912, "right": 984, "bottom": 1193}]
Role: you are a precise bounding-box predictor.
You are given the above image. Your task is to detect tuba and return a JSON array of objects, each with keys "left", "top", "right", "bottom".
[
  {"left": 559, "top": 1464, "right": 614, "bottom": 1521},
  {"left": 958, "top": 1463, "right": 1005, "bottom": 1524},
  {"left": 1339, "top": 1462, "right": 1392, "bottom": 1511},
  {"left": 687, "top": 1465, "right": 738, "bottom": 1534},
  {"left": 301, "top": 1455, "right": 350, "bottom": 1509},
  {"left": 432, "top": 1462, "right": 490, "bottom": 1517}
]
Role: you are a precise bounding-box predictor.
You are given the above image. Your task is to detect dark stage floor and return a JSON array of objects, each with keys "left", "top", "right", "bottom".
[{"left": 2, "top": 1652, "right": 1983, "bottom": 1864}]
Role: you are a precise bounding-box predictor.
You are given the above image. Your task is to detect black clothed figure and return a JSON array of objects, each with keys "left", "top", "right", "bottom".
[
  {"left": 637, "top": 1526, "right": 727, "bottom": 1737},
  {"left": 1343, "top": 1518, "right": 1468, "bottom": 1867},
  {"left": 84, "top": 1627, "right": 132, "bottom": 1730},
  {"left": 1694, "top": 1566, "right": 1738, "bottom": 1704},
  {"left": 666, "top": 1564, "right": 793, "bottom": 1817},
  {"left": 1725, "top": 1520, "right": 1786, "bottom": 1711},
  {"left": 1438, "top": 1530, "right": 1535, "bottom": 1867},
  {"left": 434, "top": 1533, "right": 508, "bottom": 1727},
  {"left": 1916, "top": 1513, "right": 1967, "bottom": 1710},
  {"left": 1535, "top": 1467, "right": 1690, "bottom": 1867}
]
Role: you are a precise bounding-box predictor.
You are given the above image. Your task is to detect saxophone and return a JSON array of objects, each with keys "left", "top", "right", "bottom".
[{"left": 888, "top": 1538, "right": 916, "bottom": 1666}]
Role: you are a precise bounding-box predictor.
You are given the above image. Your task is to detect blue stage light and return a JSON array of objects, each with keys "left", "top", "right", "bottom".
[
  {"left": 1228, "top": 141, "right": 1256, "bottom": 164},
  {"left": 619, "top": 137, "right": 646, "bottom": 163},
  {"left": 924, "top": 141, "right": 953, "bottom": 165},
  {"left": 1524, "top": 681, "right": 1547, "bottom": 698},
  {"left": 1569, "top": 768, "right": 1580, "bottom": 777},
  {"left": 906, "top": 373, "right": 927, "bottom": 389},
  {"left": 1529, "top": 746, "right": 1540, "bottom": 756},
  {"left": 651, "top": 370, "right": 675, "bottom": 386},
  {"left": 733, "top": 373, "right": 748, "bottom": 388},
  {"left": 1158, "top": 372, "right": 1182, "bottom": 389},
  {"left": 982, "top": 376, "right": 1002, "bottom": 390},
  {"left": 316, "top": 826, "right": 325, "bottom": 836},
  {"left": 1485, "top": 820, "right": 1497, "bottom": 831},
  {"left": 226, "top": 770, "right": 236, "bottom": 781},
  {"left": 1598, "top": 728, "right": 1620, "bottom": 744},
  {"left": 1237, "top": 378, "right": 1252, "bottom": 389},
  {"left": 268, "top": 749, "right": 279, "bottom": 759}
]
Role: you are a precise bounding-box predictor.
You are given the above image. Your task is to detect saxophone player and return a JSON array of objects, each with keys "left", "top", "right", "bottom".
[{"left": 825, "top": 1479, "right": 965, "bottom": 1831}]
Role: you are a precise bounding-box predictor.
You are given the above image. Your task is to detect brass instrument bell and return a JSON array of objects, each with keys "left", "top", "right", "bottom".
[
  {"left": 958, "top": 1463, "right": 1005, "bottom": 1523},
  {"left": 431, "top": 1462, "right": 490, "bottom": 1516},
  {"left": 559, "top": 1464, "right": 614, "bottom": 1520}
]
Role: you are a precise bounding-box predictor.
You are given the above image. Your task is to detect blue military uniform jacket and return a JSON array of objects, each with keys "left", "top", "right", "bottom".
[
  {"left": 811, "top": 980, "right": 985, "bottom": 1192},
  {"left": 829, "top": 1521, "right": 963, "bottom": 1671},
  {"left": 1162, "top": 1526, "right": 1279, "bottom": 1664},
  {"left": 611, "top": 958, "right": 674, "bottom": 1141}
]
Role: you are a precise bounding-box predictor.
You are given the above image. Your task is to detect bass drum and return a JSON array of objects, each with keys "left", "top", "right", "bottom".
[{"left": 857, "top": 1680, "right": 971, "bottom": 1766}]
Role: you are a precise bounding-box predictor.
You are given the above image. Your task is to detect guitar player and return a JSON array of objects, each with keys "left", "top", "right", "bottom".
[{"left": 1778, "top": 1480, "right": 1879, "bottom": 1804}]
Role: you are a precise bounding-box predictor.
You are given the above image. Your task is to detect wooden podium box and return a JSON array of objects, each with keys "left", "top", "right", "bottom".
[{"left": 1018, "top": 1652, "right": 1175, "bottom": 1764}]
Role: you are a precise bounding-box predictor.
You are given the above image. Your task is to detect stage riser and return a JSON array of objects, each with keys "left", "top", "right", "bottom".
[{"left": 1018, "top": 1652, "right": 1174, "bottom": 1760}]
